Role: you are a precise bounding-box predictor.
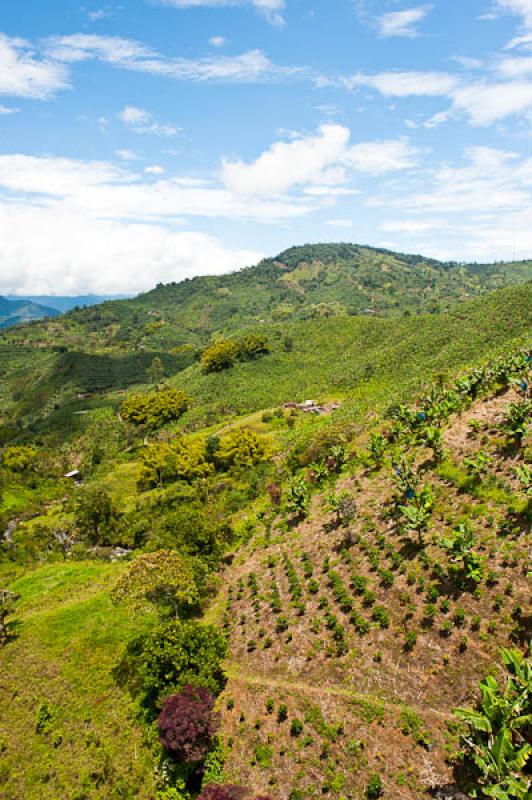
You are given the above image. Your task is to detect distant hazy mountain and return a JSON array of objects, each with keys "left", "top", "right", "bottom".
[
  {"left": 6, "top": 294, "right": 131, "bottom": 313},
  {"left": 0, "top": 296, "right": 60, "bottom": 329}
]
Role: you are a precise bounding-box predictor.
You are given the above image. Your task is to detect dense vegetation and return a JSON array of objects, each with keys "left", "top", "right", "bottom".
[{"left": 0, "top": 245, "right": 530, "bottom": 800}]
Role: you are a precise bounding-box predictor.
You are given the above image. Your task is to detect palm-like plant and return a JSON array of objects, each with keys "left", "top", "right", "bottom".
[
  {"left": 500, "top": 401, "right": 531, "bottom": 448},
  {"left": 442, "top": 522, "right": 483, "bottom": 584},
  {"left": 454, "top": 648, "right": 531, "bottom": 799},
  {"left": 399, "top": 484, "right": 434, "bottom": 542}
]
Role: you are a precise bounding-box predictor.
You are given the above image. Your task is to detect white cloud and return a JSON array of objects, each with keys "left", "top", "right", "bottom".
[
  {"left": 377, "top": 5, "right": 432, "bottom": 38},
  {"left": 379, "top": 219, "right": 449, "bottom": 234},
  {"left": 116, "top": 148, "right": 142, "bottom": 161},
  {"left": 221, "top": 125, "right": 418, "bottom": 196},
  {"left": 87, "top": 9, "right": 113, "bottom": 22},
  {"left": 209, "top": 36, "right": 226, "bottom": 47},
  {"left": 46, "top": 34, "right": 300, "bottom": 83},
  {"left": 0, "top": 204, "right": 263, "bottom": 295},
  {"left": 344, "top": 66, "right": 532, "bottom": 126},
  {"left": 326, "top": 218, "right": 353, "bottom": 228},
  {"left": 369, "top": 146, "right": 532, "bottom": 262},
  {"left": 222, "top": 125, "right": 350, "bottom": 195},
  {"left": 344, "top": 139, "right": 418, "bottom": 174},
  {"left": 0, "top": 33, "right": 69, "bottom": 99},
  {"left": 450, "top": 79, "right": 532, "bottom": 124},
  {"left": 344, "top": 70, "right": 458, "bottom": 97},
  {"left": 496, "top": 54, "right": 532, "bottom": 75},
  {"left": 145, "top": 165, "right": 165, "bottom": 175},
  {"left": 0, "top": 104, "right": 19, "bottom": 115},
  {"left": 155, "top": 0, "right": 286, "bottom": 27},
  {"left": 0, "top": 153, "right": 313, "bottom": 224},
  {"left": 119, "top": 105, "right": 180, "bottom": 137},
  {"left": 495, "top": 0, "right": 532, "bottom": 28}
]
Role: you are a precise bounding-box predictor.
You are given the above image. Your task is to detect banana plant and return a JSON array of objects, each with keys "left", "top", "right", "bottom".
[
  {"left": 442, "top": 522, "right": 484, "bottom": 584},
  {"left": 514, "top": 464, "right": 532, "bottom": 496},
  {"left": 465, "top": 450, "right": 490, "bottom": 482},
  {"left": 500, "top": 401, "right": 531, "bottom": 448},
  {"left": 367, "top": 433, "right": 387, "bottom": 469},
  {"left": 285, "top": 475, "right": 310, "bottom": 520},
  {"left": 454, "top": 648, "right": 531, "bottom": 799},
  {"left": 399, "top": 483, "right": 434, "bottom": 542}
]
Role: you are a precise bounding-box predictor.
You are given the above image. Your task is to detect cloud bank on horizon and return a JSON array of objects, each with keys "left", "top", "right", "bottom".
[{"left": 1, "top": 1, "right": 532, "bottom": 294}]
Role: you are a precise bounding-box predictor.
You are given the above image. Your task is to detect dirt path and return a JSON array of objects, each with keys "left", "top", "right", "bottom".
[{"left": 226, "top": 662, "right": 449, "bottom": 721}]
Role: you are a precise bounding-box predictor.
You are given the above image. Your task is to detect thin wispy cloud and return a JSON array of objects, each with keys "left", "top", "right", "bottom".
[
  {"left": 154, "top": 0, "right": 286, "bottom": 27},
  {"left": 119, "top": 105, "right": 180, "bottom": 137},
  {"left": 377, "top": 5, "right": 432, "bottom": 38},
  {"left": 46, "top": 34, "right": 302, "bottom": 83},
  {"left": 0, "top": 33, "right": 69, "bottom": 99}
]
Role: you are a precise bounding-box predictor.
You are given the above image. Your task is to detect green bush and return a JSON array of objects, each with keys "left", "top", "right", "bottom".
[
  {"left": 120, "top": 388, "right": 190, "bottom": 428},
  {"left": 128, "top": 619, "right": 227, "bottom": 714}
]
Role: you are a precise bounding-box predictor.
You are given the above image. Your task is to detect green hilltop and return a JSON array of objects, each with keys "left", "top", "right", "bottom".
[{"left": 3, "top": 243, "right": 532, "bottom": 353}]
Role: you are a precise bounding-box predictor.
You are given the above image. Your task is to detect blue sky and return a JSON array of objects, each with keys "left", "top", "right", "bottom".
[{"left": 2, "top": 0, "right": 532, "bottom": 294}]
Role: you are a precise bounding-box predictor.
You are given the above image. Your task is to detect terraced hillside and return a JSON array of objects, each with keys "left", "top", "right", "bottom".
[{"left": 216, "top": 371, "right": 531, "bottom": 798}]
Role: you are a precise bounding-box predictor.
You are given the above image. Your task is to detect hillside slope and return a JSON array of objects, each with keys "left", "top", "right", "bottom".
[
  {"left": 3, "top": 243, "right": 532, "bottom": 352},
  {"left": 217, "top": 379, "right": 531, "bottom": 799}
]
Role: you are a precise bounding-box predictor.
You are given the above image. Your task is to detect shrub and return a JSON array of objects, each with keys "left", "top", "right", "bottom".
[
  {"left": 216, "top": 429, "right": 270, "bottom": 469},
  {"left": 201, "top": 340, "right": 239, "bottom": 373},
  {"left": 1, "top": 445, "right": 37, "bottom": 472},
  {"left": 290, "top": 719, "right": 304, "bottom": 737},
  {"left": 140, "top": 437, "right": 213, "bottom": 488},
  {"left": 365, "top": 774, "right": 383, "bottom": 799},
  {"left": 111, "top": 550, "right": 198, "bottom": 617},
  {"left": 285, "top": 476, "right": 310, "bottom": 519},
  {"left": 120, "top": 388, "right": 189, "bottom": 428},
  {"left": 158, "top": 685, "right": 218, "bottom": 762},
  {"left": 131, "top": 619, "right": 226, "bottom": 712},
  {"left": 371, "top": 606, "right": 390, "bottom": 628},
  {"left": 75, "top": 486, "right": 119, "bottom": 546}
]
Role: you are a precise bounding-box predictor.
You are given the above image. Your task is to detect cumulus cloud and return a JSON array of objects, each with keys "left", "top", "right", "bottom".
[
  {"left": 0, "top": 33, "right": 69, "bottom": 99},
  {"left": 119, "top": 105, "right": 180, "bottom": 137},
  {"left": 377, "top": 5, "right": 432, "bottom": 38},
  {"left": 0, "top": 204, "right": 263, "bottom": 295},
  {"left": 221, "top": 125, "right": 418, "bottom": 195}
]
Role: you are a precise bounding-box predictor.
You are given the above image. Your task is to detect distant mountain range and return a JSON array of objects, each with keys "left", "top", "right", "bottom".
[
  {"left": 0, "top": 294, "right": 131, "bottom": 329},
  {"left": 6, "top": 294, "right": 131, "bottom": 313},
  {"left": 0, "top": 296, "right": 61, "bottom": 329}
]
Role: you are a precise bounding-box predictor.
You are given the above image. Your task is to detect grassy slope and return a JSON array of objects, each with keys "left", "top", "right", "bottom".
[
  {"left": 173, "top": 283, "right": 532, "bottom": 426},
  {"left": 0, "top": 562, "right": 157, "bottom": 800}
]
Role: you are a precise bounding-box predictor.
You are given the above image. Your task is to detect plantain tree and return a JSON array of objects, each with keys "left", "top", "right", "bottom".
[{"left": 454, "top": 647, "right": 531, "bottom": 799}]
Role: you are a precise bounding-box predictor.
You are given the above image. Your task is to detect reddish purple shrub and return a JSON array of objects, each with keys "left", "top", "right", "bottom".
[
  {"left": 157, "top": 685, "right": 219, "bottom": 762},
  {"left": 198, "top": 787, "right": 246, "bottom": 800}
]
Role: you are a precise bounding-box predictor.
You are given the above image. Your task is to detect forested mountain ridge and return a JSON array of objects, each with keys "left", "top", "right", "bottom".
[{"left": 3, "top": 243, "right": 532, "bottom": 353}]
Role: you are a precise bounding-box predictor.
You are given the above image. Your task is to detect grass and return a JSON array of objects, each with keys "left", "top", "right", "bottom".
[
  {"left": 0, "top": 562, "right": 158, "bottom": 800},
  {"left": 172, "top": 283, "right": 532, "bottom": 427}
]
